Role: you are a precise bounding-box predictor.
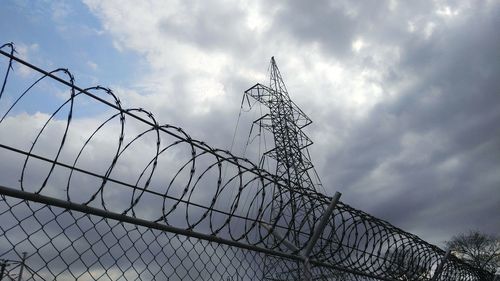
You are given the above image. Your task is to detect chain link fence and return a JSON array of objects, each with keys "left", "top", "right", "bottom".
[{"left": 0, "top": 43, "right": 494, "bottom": 280}]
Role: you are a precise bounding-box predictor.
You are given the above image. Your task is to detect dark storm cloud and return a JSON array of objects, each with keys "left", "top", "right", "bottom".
[
  {"left": 320, "top": 2, "right": 500, "bottom": 242},
  {"left": 269, "top": 0, "right": 438, "bottom": 58},
  {"left": 2, "top": 0, "right": 497, "bottom": 256},
  {"left": 271, "top": 0, "right": 356, "bottom": 57},
  {"left": 147, "top": 0, "right": 500, "bottom": 243}
]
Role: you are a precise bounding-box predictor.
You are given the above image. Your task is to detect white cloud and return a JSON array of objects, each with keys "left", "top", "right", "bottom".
[
  {"left": 81, "top": 0, "right": 410, "bottom": 150},
  {"left": 424, "top": 22, "right": 436, "bottom": 39},
  {"left": 351, "top": 38, "right": 365, "bottom": 52},
  {"left": 436, "top": 6, "right": 459, "bottom": 17},
  {"left": 51, "top": 1, "right": 72, "bottom": 22},
  {"left": 15, "top": 43, "right": 39, "bottom": 77},
  {"left": 87, "top": 60, "right": 98, "bottom": 70}
]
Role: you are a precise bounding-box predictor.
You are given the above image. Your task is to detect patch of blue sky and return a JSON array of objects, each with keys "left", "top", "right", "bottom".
[
  {"left": 0, "top": 67, "right": 117, "bottom": 121},
  {"left": 0, "top": 0, "right": 144, "bottom": 119}
]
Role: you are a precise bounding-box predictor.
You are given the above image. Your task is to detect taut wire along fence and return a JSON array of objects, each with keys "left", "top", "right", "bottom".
[{"left": 0, "top": 43, "right": 494, "bottom": 280}]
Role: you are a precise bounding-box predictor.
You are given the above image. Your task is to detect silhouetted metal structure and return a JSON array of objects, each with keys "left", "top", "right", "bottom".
[
  {"left": 245, "top": 57, "right": 317, "bottom": 193},
  {"left": 245, "top": 57, "right": 328, "bottom": 280},
  {"left": 0, "top": 42, "right": 494, "bottom": 280}
]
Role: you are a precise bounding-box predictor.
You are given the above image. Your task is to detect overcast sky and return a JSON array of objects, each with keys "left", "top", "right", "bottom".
[{"left": 1, "top": 0, "right": 499, "bottom": 247}]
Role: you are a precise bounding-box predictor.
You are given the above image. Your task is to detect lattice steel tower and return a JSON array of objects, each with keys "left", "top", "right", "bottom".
[
  {"left": 245, "top": 57, "right": 324, "bottom": 280},
  {"left": 245, "top": 57, "right": 321, "bottom": 193}
]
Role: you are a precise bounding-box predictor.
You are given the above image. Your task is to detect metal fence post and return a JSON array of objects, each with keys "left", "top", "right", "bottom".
[
  {"left": 302, "top": 192, "right": 342, "bottom": 281},
  {"left": 431, "top": 249, "right": 451, "bottom": 281}
]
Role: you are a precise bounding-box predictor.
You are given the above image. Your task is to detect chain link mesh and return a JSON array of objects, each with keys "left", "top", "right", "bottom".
[{"left": 1, "top": 196, "right": 270, "bottom": 280}]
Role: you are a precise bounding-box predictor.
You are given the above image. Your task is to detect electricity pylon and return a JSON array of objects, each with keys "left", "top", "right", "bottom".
[{"left": 245, "top": 57, "right": 325, "bottom": 280}]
